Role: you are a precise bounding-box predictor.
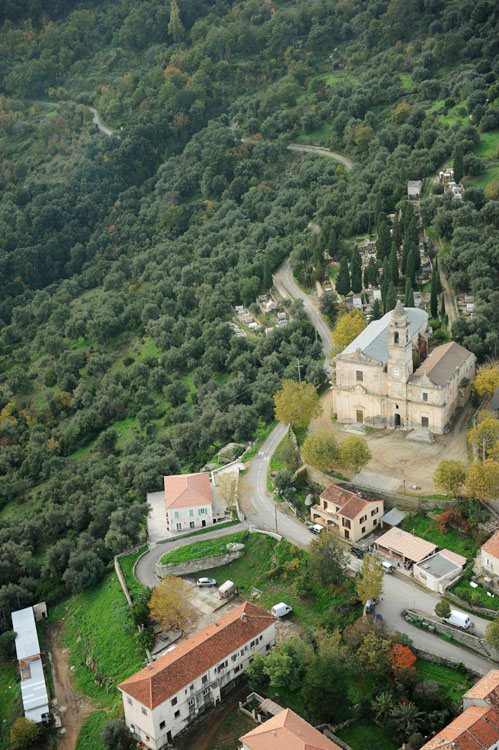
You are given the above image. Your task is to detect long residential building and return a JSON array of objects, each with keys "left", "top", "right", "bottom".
[
  {"left": 118, "top": 601, "right": 277, "bottom": 749},
  {"left": 11, "top": 605, "right": 50, "bottom": 724}
]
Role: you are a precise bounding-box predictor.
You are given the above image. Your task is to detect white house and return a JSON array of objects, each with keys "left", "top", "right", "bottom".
[
  {"left": 11, "top": 606, "right": 50, "bottom": 724},
  {"left": 118, "top": 602, "right": 277, "bottom": 749},
  {"left": 164, "top": 472, "right": 214, "bottom": 532}
]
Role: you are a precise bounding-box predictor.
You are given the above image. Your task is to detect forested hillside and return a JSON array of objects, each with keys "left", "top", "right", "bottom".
[{"left": 0, "top": 0, "right": 497, "bottom": 629}]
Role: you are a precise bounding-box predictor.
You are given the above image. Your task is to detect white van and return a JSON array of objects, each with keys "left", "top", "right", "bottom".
[
  {"left": 382, "top": 561, "right": 394, "bottom": 574},
  {"left": 443, "top": 609, "right": 471, "bottom": 630},
  {"left": 271, "top": 602, "right": 293, "bottom": 617}
]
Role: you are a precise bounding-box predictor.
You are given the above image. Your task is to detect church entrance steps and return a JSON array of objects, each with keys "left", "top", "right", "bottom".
[
  {"left": 406, "top": 429, "right": 435, "bottom": 443},
  {"left": 341, "top": 423, "right": 367, "bottom": 435}
]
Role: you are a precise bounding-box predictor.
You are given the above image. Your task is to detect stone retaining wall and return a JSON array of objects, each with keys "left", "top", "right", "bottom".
[
  {"left": 412, "top": 646, "right": 483, "bottom": 676},
  {"left": 406, "top": 609, "right": 499, "bottom": 662},
  {"left": 114, "top": 543, "right": 147, "bottom": 607},
  {"left": 155, "top": 549, "right": 242, "bottom": 578}
]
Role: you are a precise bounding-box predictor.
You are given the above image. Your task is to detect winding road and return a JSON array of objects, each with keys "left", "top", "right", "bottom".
[
  {"left": 23, "top": 99, "right": 114, "bottom": 136},
  {"left": 287, "top": 143, "right": 354, "bottom": 171}
]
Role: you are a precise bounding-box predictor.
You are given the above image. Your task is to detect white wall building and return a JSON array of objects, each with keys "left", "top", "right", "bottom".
[
  {"left": 11, "top": 606, "right": 50, "bottom": 724},
  {"left": 119, "top": 602, "right": 277, "bottom": 750},
  {"left": 164, "top": 472, "right": 214, "bottom": 532}
]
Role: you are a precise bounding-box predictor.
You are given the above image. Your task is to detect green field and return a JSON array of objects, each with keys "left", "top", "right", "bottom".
[
  {"left": 415, "top": 658, "right": 474, "bottom": 703},
  {"left": 450, "top": 578, "right": 499, "bottom": 611},
  {"left": 296, "top": 122, "right": 332, "bottom": 145},
  {"left": 400, "top": 73, "right": 413, "bottom": 90},
  {"left": 160, "top": 532, "right": 246, "bottom": 565},
  {"left": 0, "top": 663, "right": 22, "bottom": 750},
  {"left": 438, "top": 100, "right": 468, "bottom": 126},
  {"left": 207, "top": 708, "right": 257, "bottom": 750},
  {"left": 336, "top": 720, "right": 398, "bottom": 750},
  {"left": 475, "top": 131, "right": 499, "bottom": 159},
  {"left": 401, "top": 512, "right": 477, "bottom": 560},
  {"left": 76, "top": 711, "right": 107, "bottom": 750},
  {"left": 48, "top": 571, "right": 147, "bottom": 710},
  {"left": 118, "top": 545, "right": 148, "bottom": 600}
]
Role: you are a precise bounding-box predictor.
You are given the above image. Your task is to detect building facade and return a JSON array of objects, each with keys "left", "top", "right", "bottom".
[
  {"left": 479, "top": 531, "right": 499, "bottom": 578},
  {"left": 118, "top": 602, "right": 277, "bottom": 750},
  {"left": 332, "top": 301, "right": 475, "bottom": 434},
  {"left": 164, "top": 472, "right": 214, "bottom": 531},
  {"left": 310, "top": 483, "right": 383, "bottom": 542}
]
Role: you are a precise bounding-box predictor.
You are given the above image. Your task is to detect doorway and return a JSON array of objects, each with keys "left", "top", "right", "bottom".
[
  {"left": 421, "top": 416, "right": 429, "bottom": 427},
  {"left": 202, "top": 520, "right": 206, "bottom": 527},
  {"left": 356, "top": 410, "right": 363, "bottom": 423},
  {"left": 394, "top": 413, "right": 401, "bottom": 427}
]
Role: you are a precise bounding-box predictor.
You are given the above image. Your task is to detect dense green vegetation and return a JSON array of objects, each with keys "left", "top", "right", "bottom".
[
  {"left": 0, "top": 663, "right": 21, "bottom": 750},
  {"left": 75, "top": 711, "right": 106, "bottom": 750},
  {"left": 401, "top": 511, "right": 478, "bottom": 560},
  {"left": 0, "top": 0, "right": 497, "bottom": 647},
  {"left": 159, "top": 531, "right": 246, "bottom": 564}
]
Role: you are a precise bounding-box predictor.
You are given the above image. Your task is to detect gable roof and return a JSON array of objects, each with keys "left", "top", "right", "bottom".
[
  {"left": 164, "top": 472, "right": 212, "bottom": 510},
  {"left": 439, "top": 548, "right": 467, "bottom": 568},
  {"left": 482, "top": 531, "right": 499, "bottom": 561},
  {"left": 118, "top": 602, "right": 276, "bottom": 709},
  {"left": 376, "top": 527, "right": 437, "bottom": 563},
  {"left": 420, "top": 705, "right": 499, "bottom": 750},
  {"left": 339, "top": 307, "right": 428, "bottom": 365},
  {"left": 319, "top": 484, "right": 381, "bottom": 520},
  {"left": 463, "top": 670, "right": 499, "bottom": 709},
  {"left": 411, "top": 341, "right": 473, "bottom": 386},
  {"left": 240, "top": 708, "right": 341, "bottom": 750}
]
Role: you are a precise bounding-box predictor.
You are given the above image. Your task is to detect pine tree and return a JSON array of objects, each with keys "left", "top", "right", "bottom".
[
  {"left": 351, "top": 248, "right": 363, "bottom": 293},
  {"left": 453, "top": 145, "right": 464, "bottom": 184},
  {"left": 335, "top": 257, "right": 351, "bottom": 296},
  {"left": 406, "top": 249, "right": 417, "bottom": 290},
  {"left": 404, "top": 277, "right": 414, "bottom": 307},
  {"left": 263, "top": 258, "right": 272, "bottom": 289},
  {"left": 430, "top": 269, "right": 438, "bottom": 319},
  {"left": 376, "top": 220, "right": 391, "bottom": 261},
  {"left": 370, "top": 298, "right": 383, "bottom": 321},
  {"left": 389, "top": 243, "right": 399, "bottom": 287},
  {"left": 384, "top": 281, "right": 397, "bottom": 313}
]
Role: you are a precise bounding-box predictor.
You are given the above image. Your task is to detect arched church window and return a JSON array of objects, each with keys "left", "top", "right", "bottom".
[{"left": 394, "top": 332, "right": 399, "bottom": 344}]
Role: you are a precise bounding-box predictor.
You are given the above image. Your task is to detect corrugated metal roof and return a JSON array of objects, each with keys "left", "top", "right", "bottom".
[
  {"left": 340, "top": 307, "right": 428, "bottom": 365},
  {"left": 12, "top": 607, "right": 40, "bottom": 661},
  {"left": 20, "top": 658, "right": 49, "bottom": 723},
  {"left": 380, "top": 508, "right": 406, "bottom": 527}
]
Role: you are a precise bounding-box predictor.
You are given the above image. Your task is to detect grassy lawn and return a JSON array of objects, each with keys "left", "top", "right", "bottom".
[
  {"left": 0, "top": 662, "right": 22, "bottom": 750},
  {"left": 465, "top": 165, "right": 499, "bottom": 188},
  {"left": 296, "top": 122, "right": 332, "bottom": 144},
  {"left": 426, "top": 98, "right": 446, "bottom": 115},
  {"left": 197, "top": 534, "right": 362, "bottom": 631},
  {"left": 48, "top": 571, "right": 148, "bottom": 710},
  {"left": 76, "top": 710, "right": 107, "bottom": 750},
  {"left": 400, "top": 73, "right": 413, "bottom": 90},
  {"left": 268, "top": 430, "right": 297, "bottom": 490},
  {"left": 336, "top": 721, "right": 398, "bottom": 750},
  {"left": 207, "top": 708, "right": 257, "bottom": 750},
  {"left": 438, "top": 100, "right": 468, "bottom": 126},
  {"left": 475, "top": 131, "right": 499, "bottom": 159},
  {"left": 118, "top": 545, "right": 148, "bottom": 599},
  {"left": 160, "top": 532, "right": 246, "bottom": 565},
  {"left": 450, "top": 578, "right": 499, "bottom": 611},
  {"left": 415, "top": 658, "right": 474, "bottom": 703},
  {"left": 401, "top": 512, "right": 477, "bottom": 560}
]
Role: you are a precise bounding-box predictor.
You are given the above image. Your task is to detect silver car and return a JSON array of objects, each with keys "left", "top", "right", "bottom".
[{"left": 196, "top": 577, "right": 217, "bottom": 587}]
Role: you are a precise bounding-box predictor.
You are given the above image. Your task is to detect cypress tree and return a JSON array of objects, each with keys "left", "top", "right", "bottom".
[
  {"left": 406, "top": 249, "right": 417, "bottom": 290},
  {"left": 376, "top": 220, "right": 391, "bottom": 261},
  {"left": 404, "top": 277, "right": 414, "bottom": 307},
  {"left": 263, "top": 258, "right": 272, "bottom": 289},
  {"left": 434, "top": 257, "right": 442, "bottom": 293},
  {"left": 453, "top": 145, "right": 464, "bottom": 184},
  {"left": 406, "top": 214, "right": 419, "bottom": 249},
  {"left": 328, "top": 228, "right": 337, "bottom": 258},
  {"left": 351, "top": 248, "right": 363, "bottom": 293},
  {"left": 384, "top": 281, "right": 397, "bottom": 313},
  {"left": 430, "top": 269, "right": 438, "bottom": 319},
  {"left": 335, "top": 257, "right": 351, "bottom": 296},
  {"left": 370, "top": 298, "right": 383, "bottom": 321},
  {"left": 312, "top": 237, "right": 323, "bottom": 269},
  {"left": 401, "top": 239, "right": 413, "bottom": 274},
  {"left": 366, "top": 257, "right": 379, "bottom": 287},
  {"left": 414, "top": 243, "right": 421, "bottom": 272},
  {"left": 392, "top": 213, "right": 402, "bottom": 249},
  {"left": 389, "top": 243, "right": 399, "bottom": 287}
]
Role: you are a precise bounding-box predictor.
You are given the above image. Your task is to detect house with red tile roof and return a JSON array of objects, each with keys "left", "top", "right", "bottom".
[
  {"left": 310, "top": 483, "right": 383, "bottom": 542},
  {"left": 479, "top": 531, "right": 499, "bottom": 580},
  {"left": 118, "top": 602, "right": 277, "bottom": 749},
  {"left": 239, "top": 708, "right": 342, "bottom": 750},
  {"left": 420, "top": 670, "right": 499, "bottom": 750},
  {"left": 164, "top": 471, "right": 214, "bottom": 532}
]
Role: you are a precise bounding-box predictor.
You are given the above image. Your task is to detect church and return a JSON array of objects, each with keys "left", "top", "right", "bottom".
[{"left": 332, "top": 301, "right": 475, "bottom": 434}]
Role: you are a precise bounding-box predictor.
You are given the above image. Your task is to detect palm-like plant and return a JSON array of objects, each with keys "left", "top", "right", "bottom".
[
  {"left": 391, "top": 701, "right": 424, "bottom": 736},
  {"left": 371, "top": 692, "right": 395, "bottom": 722}
]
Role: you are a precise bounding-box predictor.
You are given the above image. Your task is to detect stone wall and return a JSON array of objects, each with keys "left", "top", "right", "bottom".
[
  {"left": 406, "top": 609, "right": 499, "bottom": 662},
  {"left": 445, "top": 588, "right": 499, "bottom": 620},
  {"left": 155, "top": 549, "right": 242, "bottom": 578},
  {"left": 114, "top": 543, "right": 147, "bottom": 607},
  {"left": 412, "top": 646, "right": 483, "bottom": 676}
]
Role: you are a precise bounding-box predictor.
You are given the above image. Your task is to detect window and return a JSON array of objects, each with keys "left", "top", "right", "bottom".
[
  {"left": 423, "top": 392, "right": 428, "bottom": 402},
  {"left": 176, "top": 523, "right": 182, "bottom": 531},
  {"left": 360, "top": 515, "right": 367, "bottom": 523},
  {"left": 199, "top": 508, "right": 207, "bottom": 515},
  {"left": 188, "top": 698, "right": 195, "bottom": 707},
  {"left": 394, "top": 332, "right": 399, "bottom": 344},
  {"left": 127, "top": 697, "right": 132, "bottom": 705},
  {"left": 160, "top": 721, "right": 166, "bottom": 730},
  {"left": 234, "top": 665, "right": 241, "bottom": 673},
  {"left": 371, "top": 508, "right": 378, "bottom": 516},
  {"left": 373, "top": 519, "right": 377, "bottom": 526},
  {"left": 344, "top": 529, "right": 350, "bottom": 540},
  {"left": 202, "top": 675, "right": 208, "bottom": 684},
  {"left": 190, "top": 683, "right": 194, "bottom": 691},
  {"left": 259, "top": 635, "right": 263, "bottom": 642},
  {"left": 189, "top": 509, "right": 194, "bottom": 517},
  {"left": 174, "top": 710, "right": 180, "bottom": 719},
  {"left": 174, "top": 511, "right": 179, "bottom": 519},
  {"left": 487, "top": 558, "right": 491, "bottom": 568},
  {"left": 203, "top": 688, "right": 210, "bottom": 696},
  {"left": 142, "top": 707, "right": 147, "bottom": 716},
  {"left": 231, "top": 654, "right": 238, "bottom": 662},
  {"left": 361, "top": 527, "right": 366, "bottom": 534},
  {"left": 356, "top": 370, "right": 363, "bottom": 382},
  {"left": 171, "top": 697, "right": 177, "bottom": 707},
  {"left": 342, "top": 518, "right": 351, "bottom": 529},
  {"left": 189, "top": 521, "right": 195, "bottom": 528}
]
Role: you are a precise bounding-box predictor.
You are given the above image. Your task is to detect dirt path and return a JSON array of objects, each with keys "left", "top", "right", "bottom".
[
  {"left": 45, "top": 620, "right": 95, "bottom": 750},
  {"left": 175, "top": 686, "right": 248, "bottom": 750}
]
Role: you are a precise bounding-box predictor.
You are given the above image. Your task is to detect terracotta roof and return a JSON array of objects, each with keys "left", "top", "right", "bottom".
[
  {"left": 319, "top": 484, "right": 381, "bottom": 520},
  {"left": 440, "top": 548, "right": 467, "bottom": 567},
  {"left": 464, "top": 670, "right": 499, "bottom": 709},
  {"left": 164, "top": 472, "right": 212, "bottom": 510},
  {"left": 411, "top": 341, "right": 473, "bottom": 386},
  {"left": 376, "top": 527, "right": 437, "bottom": 563},
  {"left": 482, "top": 531, "right": 499, "bottom": 561},
  {"left": 118, "top": 602, "right": 276, "bottom": 709},
  {"left": 420, "top": 705, "right": 499, "bottom": 750},
  {"left": 240, "top": 708, "right": 341, "bottom": 750}
]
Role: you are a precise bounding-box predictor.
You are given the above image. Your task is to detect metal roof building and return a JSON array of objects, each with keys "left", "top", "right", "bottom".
[{"left": 11, "top": 606, "right": 50, "bottom": 724}]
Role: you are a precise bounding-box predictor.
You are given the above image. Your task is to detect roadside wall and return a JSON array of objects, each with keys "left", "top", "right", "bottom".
[
  {"left": 406, "top": 610, "right": 499, "bottom": 662},
  {"left": 155, "top": 550, "right": 242, "bottom": 578},
  {"left": 445, "top": 588, "right": 499, "bottom": 619},
  {"left": 412, "top": 646, "right": 483, "bottom": 676},
  {"left": 114, "top": 543, "right": 146, "bottom": 607}
]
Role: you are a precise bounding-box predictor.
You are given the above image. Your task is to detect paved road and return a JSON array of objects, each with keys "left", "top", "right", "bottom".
[
  {"left": 273, "top": 258, "right": 332, "bottom": 360},
  {"left": 23, "top": 99, "right": 114, "bottom": 136},
  {"left": 287, "top": 143, "right": 354, "bottom": 171},
  {"left": 135, "top": 523, "right": 246, "bottom": 588}
]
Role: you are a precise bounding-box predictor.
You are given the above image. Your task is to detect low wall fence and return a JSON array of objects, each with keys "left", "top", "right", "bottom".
[
  {"left": 248, "top": 526, "right": 282, "bottom": 542},
  {"left": 114, "top": 543, "right": 148, "bottom": 607},
  {"left": 405, "top": 609, "right": 499, "bottom": 663},
  {"left": 155, "top": 549, "right": 242, "bottom": 578},
  {"left": 412, "top": 645, "right": 484, "bottom": 676}
]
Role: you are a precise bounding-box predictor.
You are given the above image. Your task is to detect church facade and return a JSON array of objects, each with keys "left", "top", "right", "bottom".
[{"left": 332, "top": 301, "right": 475, "bottom": 434}]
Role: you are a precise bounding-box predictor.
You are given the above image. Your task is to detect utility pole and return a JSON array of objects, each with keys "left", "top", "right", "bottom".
[
  {"left": 274, "top": 500, "right": 278, "bottom": 534},
  {"left": 296, "top": 359, "right": 302, "bottom": 385}
]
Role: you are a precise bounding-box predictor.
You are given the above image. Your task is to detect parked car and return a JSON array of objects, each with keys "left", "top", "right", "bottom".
[
  {"left": 365, "top": 599, "right": 374, "bottom": 614},
  {"left": 308, "top": 524, "right": 323, "bottom": 535},
  {"left": 382, "top": 561, "right": 394, "bottom": 573},
  {"left": 443, "top": 610, "right": 470, "bottom": 630},
  {"left": 374, "top": 613, "right": 383, "bottom": 623},
  {"left": 351, "top": 547, "right": 364, "bottom": 559},
  {"left": 197, "top": 577, "right": 217, "bottom": 587},
  {"left": 271, "top": 602, "right": 293, "bottom": 617}
]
